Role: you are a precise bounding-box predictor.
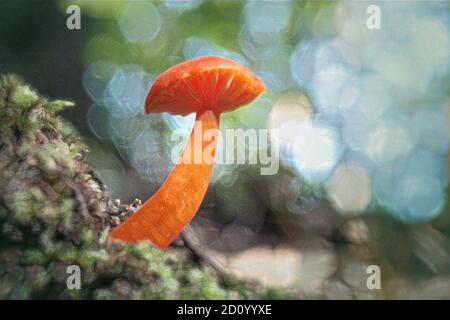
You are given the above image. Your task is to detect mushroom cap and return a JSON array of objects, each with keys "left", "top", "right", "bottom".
[{"left": 145, "top": 56, "right": 266, "bottom": 116}]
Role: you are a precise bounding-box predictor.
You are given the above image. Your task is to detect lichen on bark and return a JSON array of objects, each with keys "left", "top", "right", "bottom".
[{"left": 0, "top": 75, "right": 283, "bottom": 300}]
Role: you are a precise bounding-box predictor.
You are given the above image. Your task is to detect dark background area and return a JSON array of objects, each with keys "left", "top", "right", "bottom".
[{"left": 0, "top": 0, "right": 90, "bottom": 131}]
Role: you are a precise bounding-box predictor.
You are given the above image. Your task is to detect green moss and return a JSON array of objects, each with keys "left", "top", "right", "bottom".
[{"left": 10, "top": 84, "right": 39, "bottom": 108}]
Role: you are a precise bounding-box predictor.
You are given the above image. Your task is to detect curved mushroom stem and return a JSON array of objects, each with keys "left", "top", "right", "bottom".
[{"left": 110, "top": 110, "right": 220, "bottom": 248}]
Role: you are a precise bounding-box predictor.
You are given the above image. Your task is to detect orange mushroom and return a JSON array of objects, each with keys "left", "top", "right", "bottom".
[{"left": 110, "top": 56, "right": 266, "bottom": 248}]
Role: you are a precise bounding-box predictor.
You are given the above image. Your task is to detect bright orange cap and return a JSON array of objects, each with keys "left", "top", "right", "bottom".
[{"left": 145, "top": 56, "right": 266, "bottom": 116}]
